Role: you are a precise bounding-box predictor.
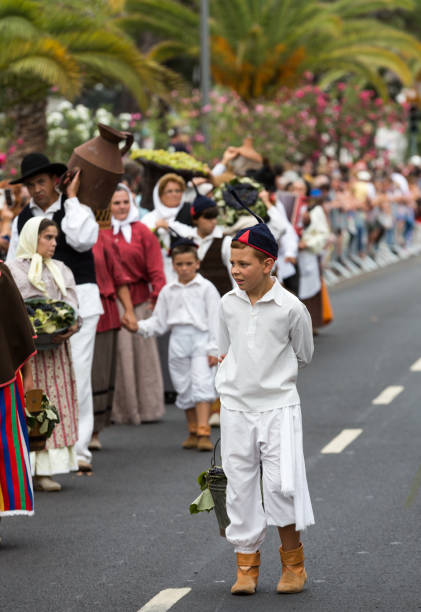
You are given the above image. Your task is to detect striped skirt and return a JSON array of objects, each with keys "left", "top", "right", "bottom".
[{"left": 0, "top": 376, "right": 34, "bottom": 516}]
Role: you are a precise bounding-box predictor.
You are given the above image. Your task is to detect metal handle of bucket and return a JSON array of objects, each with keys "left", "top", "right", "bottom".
[{"left": 211, "top": 437, "right": 221, "bottom": 467}]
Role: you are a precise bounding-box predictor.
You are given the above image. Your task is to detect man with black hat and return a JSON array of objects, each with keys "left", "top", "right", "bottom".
[{"left": 7, "top": 153, "right": 102, "bottom": 473}]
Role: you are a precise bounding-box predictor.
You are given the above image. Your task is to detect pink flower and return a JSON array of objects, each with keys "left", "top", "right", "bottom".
[
  {"left": 194, "top": 132, "right": 205, "bottom": 143},
  {"left": 218, "top": 96, "right": 228, "bottom": 104},
  {"left": 255, "top": 104, "right": 264, "bottom": 113},
  {"left": 10, "top": 167, "right": 17, "bottom": 175},
  {"left": 307, "top": 117, "right": 317, "bottom": 128},
  {"left": 337, "top": 82, "right": 346, "bottom": 91},
  {"left": 8, "top": 145, "right": 16, "bottom": 154},
  {"left": 0, "top": 152, "right": 6, "bottom": 165},
  {"left": 201, "top": 104, "right": 212, "bottom": 113},
  {"left": 316, "top": 95, "right": 327, "bottom": 108},
  {"left": 17, "top": 138, "right": 24, "bottom": 145},
  {"left": 374, "top": 98, "right": 383, "bottom": 107},
  {"left": 359, "top": 90, "right": 372, "bottom": 102},
  {"left": 295, "top": 89, "right": 305, "bottom": 99},
  {"left": 131, "top": 113, "right": 142, "bottom": 120},
  {"left": 171, "top": 90, "right": 178, "bottom": 97},
  {"left": 50, "top": 86, "right": 58, "bottom": 93},
  {"left": 304, "top": 71, "right": 313, "bottom": 81}
]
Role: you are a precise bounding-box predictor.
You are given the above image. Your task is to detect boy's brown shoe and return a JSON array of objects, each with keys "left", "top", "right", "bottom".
[
  {"left": 231, "top": 551, "right": 260, "bottom": 595},
  {"left": 277, "top": 543, "right": 307, "bottom": 593},
  {"left": 181, "top": 434, "right": 198, "bottom": 449},
  {"left": 197, "top": 435, "right": 213, "bottom": 451}
]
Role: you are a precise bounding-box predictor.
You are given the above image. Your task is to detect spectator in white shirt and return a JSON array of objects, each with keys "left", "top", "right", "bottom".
[
  {"left": 137, "top": 239, "right": 220, "bottom": 452},
  {"left": 216, "top": 221, "right": 314, "bottom": 596}
]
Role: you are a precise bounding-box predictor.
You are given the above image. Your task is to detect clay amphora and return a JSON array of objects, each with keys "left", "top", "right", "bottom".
[{"left": 67, "top": 123, "right": 133, "bottom": 211}]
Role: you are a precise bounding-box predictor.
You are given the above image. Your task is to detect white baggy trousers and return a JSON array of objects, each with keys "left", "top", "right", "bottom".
[
  {"left": 71, "top": 313, "right": 100, "bottom": 463},
  {"left": 168, "top": 325, "right": 216, "bottom": 411},
  {"left": 220, "top": 405, "right": 314, "bottom": 554}
]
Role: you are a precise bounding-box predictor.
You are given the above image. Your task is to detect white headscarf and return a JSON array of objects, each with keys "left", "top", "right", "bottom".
[
  {"left": 152, "top": 178, "right": 185, "bottom": 222},
  {"left": 16, "top": 216, "right": 67, "bottom": 297},
  {"left": 111, "top": 183, "right": 139, "bottom": 243}
]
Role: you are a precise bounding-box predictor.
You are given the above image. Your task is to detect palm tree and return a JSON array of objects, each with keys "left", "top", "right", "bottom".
[
  {"left": 0, "top": 0, "right": 181, "bottom": 170},
  {"left": 118, "top": 0, "right": 421, "bottom": 100}
]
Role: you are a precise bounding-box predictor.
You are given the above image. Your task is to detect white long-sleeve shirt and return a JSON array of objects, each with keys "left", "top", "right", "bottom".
[
  {"left": 7, "top": 196, "right": 102, "bottom": 318},
  {"left": 215, "top": 278, "right": 313, "bottom": 412},
  {"left": 137, "top": 273, "right": 221, "bottom": 355},
  {"left": 275, "top": 199, "right": 299, "bottom": 281}
]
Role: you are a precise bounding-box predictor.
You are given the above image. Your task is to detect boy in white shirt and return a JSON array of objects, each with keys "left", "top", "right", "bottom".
[
  {"left": 216, "top": 221, "right": 314, "bottom": 595},
  {"left": 137, "top": 239, "right": 220, "bottom": 451}
]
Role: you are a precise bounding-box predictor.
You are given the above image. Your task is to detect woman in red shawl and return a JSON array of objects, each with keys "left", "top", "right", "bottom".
[
  {"left": 89, "top": 230, "right": 136, "bottom": 450},
  {"left": 0, "top": 261, "right": 36, "bottom": 516},
  {"left": 105, "top": 184, "right": 166, "bottom": 424}
]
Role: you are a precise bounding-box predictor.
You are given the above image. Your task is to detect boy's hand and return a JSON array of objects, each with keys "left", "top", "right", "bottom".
[
  {"left": 218, "top": 354, "right": 226, "bottom": 363},
  {"left": 208, "top": 355, "right": 218, "bottom": 367}
]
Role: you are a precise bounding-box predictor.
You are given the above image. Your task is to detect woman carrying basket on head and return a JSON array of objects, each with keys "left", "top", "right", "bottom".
[{"left": 7, "top": 217, "right": 79, "bottom": 492}]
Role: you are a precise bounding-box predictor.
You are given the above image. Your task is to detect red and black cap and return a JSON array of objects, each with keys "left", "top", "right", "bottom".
[
  {"left": 190, "top": 193, "right": 217, "bottom": 219},
  {"left": 228, "top": 185, "right": 277, "bottom": 259},
  {"left": 233, "top": 224, "right": 278, "bottom": 259}
]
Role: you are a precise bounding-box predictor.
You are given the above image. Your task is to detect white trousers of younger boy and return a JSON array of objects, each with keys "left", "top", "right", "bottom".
[
  {"left": 220, "top": 405, "right": 314, "bottom": 554},
  {"left": 169, "top": 325, "right": 216, "bottom": 410}
]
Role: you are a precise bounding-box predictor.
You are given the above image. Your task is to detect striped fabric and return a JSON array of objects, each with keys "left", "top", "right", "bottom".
[{"left": 0, "top": 375, "right": 34, "bottom": 516}]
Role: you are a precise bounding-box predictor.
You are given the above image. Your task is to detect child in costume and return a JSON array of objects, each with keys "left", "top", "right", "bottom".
[
  {"left": 216, "top": 216, "right": 314, "bottom": 595},
  {"left": 137, "top": 239, "right": 220, "bottom": 451}
]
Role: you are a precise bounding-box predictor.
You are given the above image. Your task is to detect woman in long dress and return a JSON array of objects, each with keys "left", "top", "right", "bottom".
[
  {"left": 105, "top": 184, "right": 166, "bottom": 424},
  {"left": 7, "top": 217, "right": 79, "bottom": 491},
  {"left": 0, "top": 261, "right": 36, "bottom": 516}
]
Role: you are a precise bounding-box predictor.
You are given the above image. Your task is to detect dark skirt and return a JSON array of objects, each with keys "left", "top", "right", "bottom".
[{"left": 302, "top": 290, "right": 323, "bottom": 329}]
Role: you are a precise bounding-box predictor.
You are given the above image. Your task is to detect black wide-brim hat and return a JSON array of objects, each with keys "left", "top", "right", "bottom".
[{"left": 9, "top": 152, "right": 67, "bottom": 184}]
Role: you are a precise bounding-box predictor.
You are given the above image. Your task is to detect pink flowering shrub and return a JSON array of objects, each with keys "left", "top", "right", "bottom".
[{"left": 145, "top": 82, "right": 406, "bottom": 165}]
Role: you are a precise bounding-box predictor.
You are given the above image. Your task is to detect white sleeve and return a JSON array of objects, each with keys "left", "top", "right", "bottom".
[
  {"left": 221, "top": 235, "right": 233, "bottom": 273},
  {"left": 168, "top": 220, "right": 196, "bottom": 238},
  {"left": 266, "top": 206, "right": 287, "bottom": 241},
  {"left": 5, "top": 217, "right": 19, "bottom": 263},
  {"left": 61, "top": 198, "right": 99, "bottom": 252},
  {"left": 302, "top": 206, "right": 330, "bottom": 254},
  {"left": 137, "top": 289, "right": 169, "bottom": 337},
  {"left": 276, "top": 202, "right": 298, "bottom": 258},
  {"left": 217, "top": 301, "right": 230, "bottom": 357},
  {"left": 211, "top": 162, "right": 226, "bottom": 177},
  {"left": 205, "top": 283, "right": 221, "bottom": 356},
  {"left": 289, "top": 302, "right": 314, "bottom": 367}
]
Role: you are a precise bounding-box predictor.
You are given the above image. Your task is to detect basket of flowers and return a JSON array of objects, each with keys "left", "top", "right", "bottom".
[
  {"left": 25, "top": 389, "right": 60, "bottom": 452},
  {"left": 25, "top": 298, "right": 77, "bottom": 351},
  {"left": 213, "top": 176, "right": 267, "bottom": 233},
  {"left": 131, "top": 148, "right": 209, "bottom": 208}
]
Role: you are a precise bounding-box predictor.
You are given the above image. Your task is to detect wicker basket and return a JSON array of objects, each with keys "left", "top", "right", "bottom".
[
  {"left": 207, "top": 439, "right": 230, "bottom": 537},
  {"left": 94, "top": 205, "right": 112, "bottom": 229},
  {"left": 134, "top": 156, "right": 208, "bottom": 210}
]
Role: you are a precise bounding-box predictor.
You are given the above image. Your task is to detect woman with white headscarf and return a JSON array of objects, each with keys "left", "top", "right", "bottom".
[
  {"left": 7, "top": 216, "right": 79, "bottom": 492},
  {"left": 142, "top": 173, "right": 193, "bottom": 282},
  {"left": 105, "top": 184, "right": 166, "bottom": 424}
]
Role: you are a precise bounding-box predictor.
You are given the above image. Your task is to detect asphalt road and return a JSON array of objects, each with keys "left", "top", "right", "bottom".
[{"left": 2, "top": 256, "right": 421, "bottom": 612}]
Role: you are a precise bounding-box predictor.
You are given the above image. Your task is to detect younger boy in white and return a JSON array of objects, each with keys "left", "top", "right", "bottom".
[
  {"left": 216, "top": 222, "right": 314, "bottom": 595},
  {"left": 137, "top": 240, "right": 220, "bottom": 451}
]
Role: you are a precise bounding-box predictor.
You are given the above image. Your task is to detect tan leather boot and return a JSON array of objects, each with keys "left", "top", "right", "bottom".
[
  {"left": 231, "top": 551, "right": 260, "bottom": 595},
  {"left": 181, "top": 433, "right": 198, "bottom": 449},
  {"left": 196, "top": 425, "right": 212, "bottom": 451},
  {"left": 276, "top": 543, "right": 307, "bottom": 593}
]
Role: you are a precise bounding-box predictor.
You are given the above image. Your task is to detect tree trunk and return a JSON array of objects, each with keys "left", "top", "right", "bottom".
[{"left": 5, "top": 98, "right": 48, "bottom": 177}]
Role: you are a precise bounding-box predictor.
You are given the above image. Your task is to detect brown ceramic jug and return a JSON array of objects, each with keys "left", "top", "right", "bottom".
[{"left": 67, "top": 123, "right": 134, "bottom": 211}]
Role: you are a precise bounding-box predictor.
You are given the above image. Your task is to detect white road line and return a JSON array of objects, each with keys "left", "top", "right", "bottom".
[
  {"left": 137, "top": 588, "right": 191, "bottom": 612},
  {"left": 410, "top": 358, "right": 421, "bottom": 372},
  {"left": 372, "top": 385, "right": 404, "bottom": 405},
  {"left": 321, "top": 429, "right": 363, "bottom": 454}
]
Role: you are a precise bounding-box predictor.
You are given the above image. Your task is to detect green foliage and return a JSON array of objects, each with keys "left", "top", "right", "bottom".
[
  {"left": 120, "top": 0, "right": 421, "bottom": 99},
  {"left": 25, "top": 393, "right": 60, "bottom": 439}
]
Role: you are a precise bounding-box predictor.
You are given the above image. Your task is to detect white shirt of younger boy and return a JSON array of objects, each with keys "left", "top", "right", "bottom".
[
  {"left": 216, "top": 278, "right": 313, "bottom": 412},
  {"left": 137, "top": 272, "right": 220, "bottom": 356}
]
